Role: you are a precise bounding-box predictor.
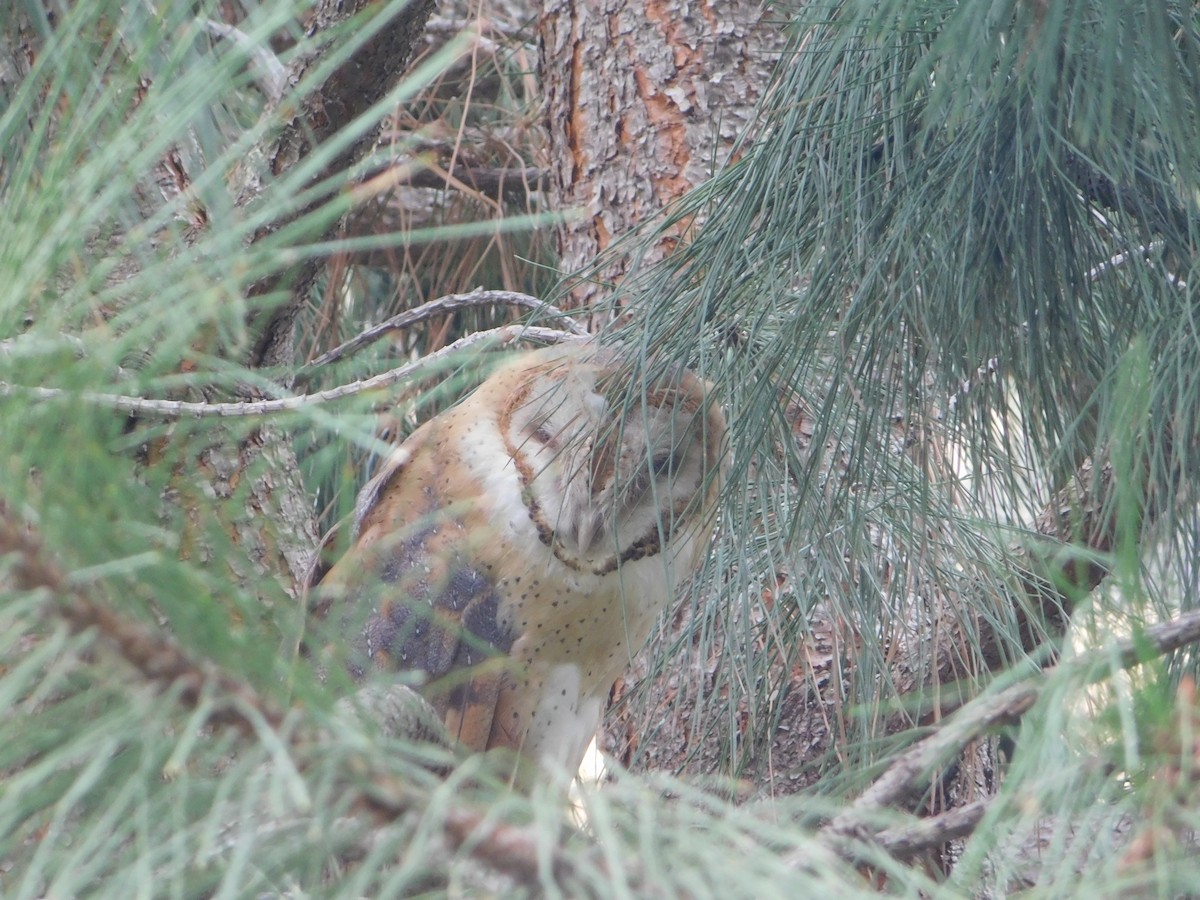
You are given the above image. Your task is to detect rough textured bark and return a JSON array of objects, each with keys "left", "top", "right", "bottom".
[
  {"left": 247, "top": 0, "right": 439, "bottom": 367},
  {"left": 183, "top": 0, "right": 437, "bottom": 593},
  {"left": 0, "top": 13, "right": 35, "bottom": 93},
  {"left": 537, "top": 0, "right": 787, "bottom": 316},
  {"left": 532, "top": 5, "right": 1169, "bottom": 862}
]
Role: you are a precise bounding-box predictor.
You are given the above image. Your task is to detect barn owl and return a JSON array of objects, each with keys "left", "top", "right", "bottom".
[{"left": 307, "top": 342, "right": 725, "bottom": 782}]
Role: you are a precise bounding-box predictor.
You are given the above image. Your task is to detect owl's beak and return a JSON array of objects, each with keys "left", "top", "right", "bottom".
[
  {"left": 553, "top": 421, "right": 618, "bottom": 558},
  {"left": 579, "top": 428, "right": 623, "bottom": 553},
  {"left": 573, "top": 508, "right": 602, "bottom": 556},
  {"left": 554, "top": 446, "right": 607, "bottom": 556}
]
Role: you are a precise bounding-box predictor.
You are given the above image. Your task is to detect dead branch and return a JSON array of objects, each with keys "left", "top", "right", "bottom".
[
  {"left": 3, "top": 325, "right": 582, "bottom": 418},
  {"left": 295, "top": 288, "right": 588, "bottom": 378},
  {"left": 806, "top": 606, "right": 1200, "bottom": 866},
  {"left": 203, "top": 19, "right": 287, "bottom": 104},
  {"left": 870, "top": 799, "right": 990, "bottom": 860},
  {"left": 358, "top": 159, "right": 547, "bottom": 201}
]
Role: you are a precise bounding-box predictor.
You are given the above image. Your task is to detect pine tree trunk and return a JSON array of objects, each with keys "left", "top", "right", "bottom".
[
  {"left": 203, "top": 0, "right": 435, "bottom": 592},
  {"left": 537, "top": 0, "right": 787, "bottom": 317},
  {"left": 534, "top": 4, "right": 1114, "bottom": 826}
]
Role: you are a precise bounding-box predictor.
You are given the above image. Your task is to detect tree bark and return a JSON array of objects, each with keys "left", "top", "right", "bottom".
[
  {"left": 225, "top": 0, "right": 436, "bottom": 597},
  {"left": 537, "top": 0, "right": 787, "bottom": 317},
  {"left": 184, "top": 1, "right": 436, "bottom": 594},
  {"left": 246, "top": 0, "right": 439, "bottom": 368},
  {"left": 532, "top": 2, "right": 1161, "bottom": 840}
]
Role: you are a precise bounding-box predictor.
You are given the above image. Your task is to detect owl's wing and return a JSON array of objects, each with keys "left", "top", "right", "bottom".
[
  {"left": 301, "top": 437, "right": 416, "bottom": 603},
  {"left": 307, "top": 422, "right": 523, "bottom": 755}
]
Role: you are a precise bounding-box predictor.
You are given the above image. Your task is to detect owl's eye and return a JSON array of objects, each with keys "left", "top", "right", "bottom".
[{"left": 651, "top": 451, "right": 676, "bottom": 476}]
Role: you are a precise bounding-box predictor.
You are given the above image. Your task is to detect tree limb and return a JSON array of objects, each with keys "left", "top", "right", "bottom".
[
  {"left": 3, "top": 325, "right": 583, "bottom": 418},
  {"left": 870, "top": 799, "right": 990, "bottom": 860},
  {"left": 807, "top": 606, "right": 1200, "bottom": 866},
  {"left": 0, "top": 511, "right": 285, "bottom": 736},
  {"left": 242, "top": 0, "right": 439, "bottom": 368},
  {"left": 295, "top": 289, "right": 588, "bottom": 379}
]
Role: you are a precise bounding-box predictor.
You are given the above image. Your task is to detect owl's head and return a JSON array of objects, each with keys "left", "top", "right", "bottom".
[{"left": 498, "top": 344, "right": 726, "bottom": 574}]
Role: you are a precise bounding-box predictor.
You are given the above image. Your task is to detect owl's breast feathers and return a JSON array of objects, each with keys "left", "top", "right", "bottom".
[{"left": 308, "top": 344, "right": 725, "bottom": 777}]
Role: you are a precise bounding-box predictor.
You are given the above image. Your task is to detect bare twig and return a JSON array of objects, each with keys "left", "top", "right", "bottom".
[
  {"left": 296, "top": 289, "right": 588, "bottom": 378},
  {"left": 1083, "top": 240, "right": 1185, "bottom": 290},
  {"left": 870, "top": 799, "right": 990, "bottom": 859},
  {"left": 1086, "top": 242, "right": 1163, "bottom": 282},
  {"left": 2, "top": 325, "right": 583, "bottom": 419},
  {"left": 806, "top": 606, "right": 1200, "bottom": 866},
  {"left": 822, "top": 680, "right": 1039, "bottom": 841},
  {"left": 204, "top": 20, "right": 288, "bottom": 105},
  {"left": 403, "top": 164, "right": 546, "bottom": 197},
  {"left": 346, "top": 145, "right": 546, "bottom": 221}
]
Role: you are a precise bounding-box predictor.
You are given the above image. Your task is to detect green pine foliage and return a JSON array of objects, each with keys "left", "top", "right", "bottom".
[{"left": 3, "top": 0, "right": 1200, "bottom": 896}]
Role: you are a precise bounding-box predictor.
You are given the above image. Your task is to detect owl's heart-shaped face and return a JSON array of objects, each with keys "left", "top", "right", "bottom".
[
  {"left": 308, "top": 342, "right": 726, "bottom": 781},
  {"left": 505, "top": 357, "right": 716, "bottom": 570}
]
